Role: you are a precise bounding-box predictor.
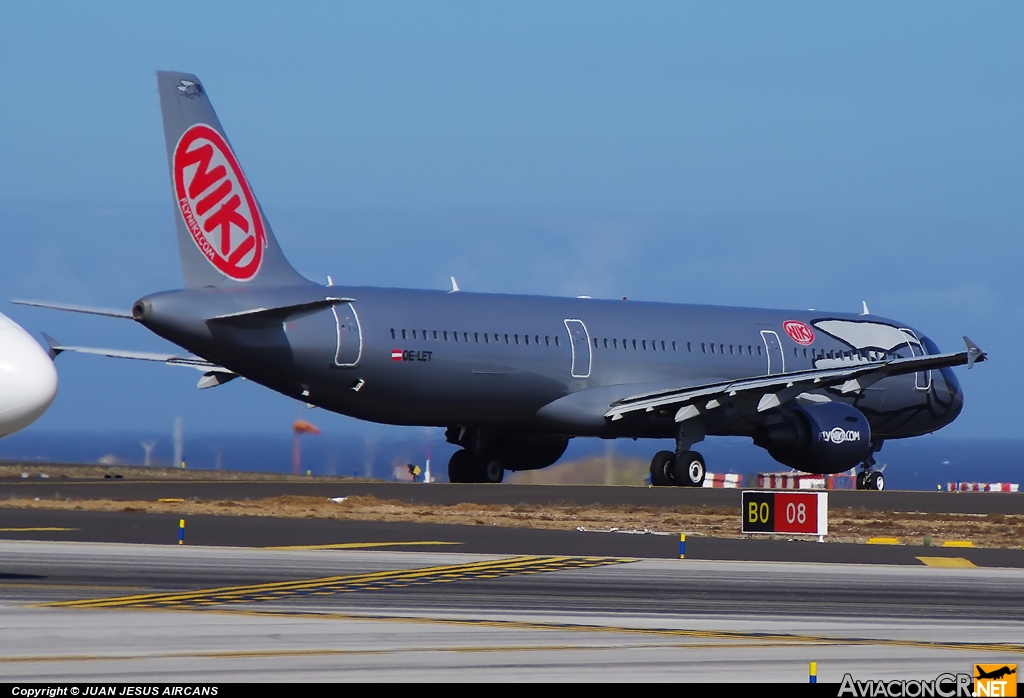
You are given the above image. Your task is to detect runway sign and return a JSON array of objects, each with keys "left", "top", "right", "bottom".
[{"left": 742, "top": 490, "right": 828, "bottom": 536}]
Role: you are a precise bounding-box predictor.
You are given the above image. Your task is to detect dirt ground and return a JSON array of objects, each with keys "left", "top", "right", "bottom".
[{"left": 2, "top": 493, "right": 1021, "bottom": 549}]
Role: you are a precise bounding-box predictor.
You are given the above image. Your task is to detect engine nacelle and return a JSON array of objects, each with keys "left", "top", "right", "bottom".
[
  {"left": 491, "top": 434, "right": 569, "bottom": 472},
  {"left": 753, "top": 402, "right": 871, "bottom": 474}
]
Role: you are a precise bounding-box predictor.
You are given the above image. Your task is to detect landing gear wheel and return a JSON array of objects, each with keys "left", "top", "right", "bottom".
[
  {"left": 674, "top": 451, "right": 706, "bottom": 487},
  {"left": 481, "top": 457, "right": 504, "bottom": 484},
  {"left": 649, "top": 451, "right": 675, "bottom": 487},
  {"left": 868, "top": 471, "right": 884, "bottom": 491},
  {"left": 856, "top": 472, "right": 868, "bottom": 490},
  {"left": 447, "top": 450, "right": 472, "bottom": 483}
]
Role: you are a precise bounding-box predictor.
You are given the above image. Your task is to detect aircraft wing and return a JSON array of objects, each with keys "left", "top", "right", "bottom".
[
  {"left": 606, "top": 337, "right": 986, "bottom": 423},
  {"left": 42, "top": 335, "right": 236, "bottom": 389}
]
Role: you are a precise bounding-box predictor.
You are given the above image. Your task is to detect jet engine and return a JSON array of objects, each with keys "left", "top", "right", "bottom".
[
  {"left": 753, "top": 402, "right": 871, "bottom": 474},
  {"left": 490, "top": 434, "right": 569, "bottom": 472}
]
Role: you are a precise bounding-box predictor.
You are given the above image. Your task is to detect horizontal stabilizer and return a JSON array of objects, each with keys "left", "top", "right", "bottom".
[
  {"left": 208, "top": 296, "right": 354, "bottom": 325},
  {"left": 45, "top": 341, "right": 232, "bottom": 374},
  {"left": 12, "top": 299, "right": 133, "bottom": 319}
]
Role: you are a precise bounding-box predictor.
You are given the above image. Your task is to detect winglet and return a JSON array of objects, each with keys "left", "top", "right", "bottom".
[
  {"left": 40, "top": 332, "right": 63, "bottom": 360},
  {"left": 964, "top": 336, "right": 987, "bottom": 369}
]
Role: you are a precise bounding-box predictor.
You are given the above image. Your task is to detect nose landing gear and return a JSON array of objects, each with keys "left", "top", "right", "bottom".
[{"left": 856, "top": 441, "right": 885, "bottom": 491}]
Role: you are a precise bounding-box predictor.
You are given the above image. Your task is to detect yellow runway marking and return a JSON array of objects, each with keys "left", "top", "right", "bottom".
[
  {"left": 943, "top": 541, "right": 975, "bottom": 548},
  {"left": 867, "top": 537, "right": 901, "bottom": 545},
  {"left": 0, "top": 527, "right": 78, "bottom": 532},
  {"left": 263, "top": 541, "right": 463, "bottom": 551},
  {"left": 44, "top": 556, "right": 634, "bottom": 610},
  {"left": 916, "top": 557, "right": 977, "bottom": 568}
]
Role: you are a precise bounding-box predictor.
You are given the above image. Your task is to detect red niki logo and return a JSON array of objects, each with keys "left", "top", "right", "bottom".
[
  {"left": 783, "top": 320, "right": 815, "bottom": 345},
  {"left": 173, "top": 124, "right": 266, "bottom": 281}
]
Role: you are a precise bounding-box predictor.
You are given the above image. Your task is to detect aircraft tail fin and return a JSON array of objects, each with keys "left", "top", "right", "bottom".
[{"left": 156, "top": 71, "right": 309, "bottom": 289}]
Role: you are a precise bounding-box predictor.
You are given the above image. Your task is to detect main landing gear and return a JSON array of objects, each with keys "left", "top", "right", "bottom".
[
  {"left": 856, "top": 441, "right": 885, "bottom": 491},
  {"left": 649, "top": 450, "right": 706, "bottom": 487},
  {"left": 447, "top": 449, "right": 504, "bottom": 484}
]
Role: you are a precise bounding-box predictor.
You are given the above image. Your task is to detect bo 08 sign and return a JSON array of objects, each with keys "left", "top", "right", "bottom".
[{"left": 741, "top": 491, "right": 828, "bottom": 536}]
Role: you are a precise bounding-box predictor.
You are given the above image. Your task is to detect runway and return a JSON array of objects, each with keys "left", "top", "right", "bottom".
[
  {"left": 3, "top": 480, "right": 1022, "bottom": 681},
  {"left": 3, "top": 506, "right": 1024, "bottom": 567},
  {"left": 2, "top": 540, "right": 1022, "bottom": 682},
  {"left": 3, "top": 476, "right": 1024, "bottom": 513}
]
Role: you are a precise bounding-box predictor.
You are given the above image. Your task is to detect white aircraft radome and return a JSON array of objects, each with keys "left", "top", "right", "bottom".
[{"left": 0, "top": 312, "right": 57, "bottom": 437}]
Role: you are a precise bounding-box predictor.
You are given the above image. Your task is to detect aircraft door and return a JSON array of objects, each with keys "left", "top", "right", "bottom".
[
  {"left": 333, "top": 303, "right": 363, "bottom": 367},
  {"left": 564, "top": 319, "right": 592, "bottom": 378},
  {"left": 899, "top": 328, "right": 931, "bottom": 391},
  {"left": 760, "top": 330, "right": 785, "bottom": 375}
]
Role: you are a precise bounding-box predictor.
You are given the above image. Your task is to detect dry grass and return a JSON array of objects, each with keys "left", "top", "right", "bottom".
[{"left": 2, "top": 494, "right": 1021, "bottom": 549}]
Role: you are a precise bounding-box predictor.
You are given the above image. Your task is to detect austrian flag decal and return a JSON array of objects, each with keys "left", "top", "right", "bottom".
[
  {"left": 391, "top": 349, "right": 403, "bottom": 361},
  {"left": 173, "top": 124, "right": 266, "bottom": 281}
]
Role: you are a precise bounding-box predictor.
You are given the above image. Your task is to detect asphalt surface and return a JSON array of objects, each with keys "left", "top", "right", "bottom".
[
  {"left": 3, "top": 541, "right": 1023, "bottom": 681},
  {"left": 3, "top": 476, "right": 1023, "bottom": 513},
  {"left": 2, "top": 506, "right": 1022, "bottom": 567}
]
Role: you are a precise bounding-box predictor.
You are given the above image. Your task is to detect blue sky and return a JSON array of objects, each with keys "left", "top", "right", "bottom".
[{"left": 0, "top": 2, "right": 1021, "bottom": 441}]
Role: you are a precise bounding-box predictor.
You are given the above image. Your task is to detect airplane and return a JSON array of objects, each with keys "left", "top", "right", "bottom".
[
  {"left": 975, "top": 666, "right": 1016, "bottom": 681},
  {"left": 0, "top": 312, "right": 58, "bottom": 438},
  {"left": 14, "top": 71, "right": 987, "bottom": 489}
]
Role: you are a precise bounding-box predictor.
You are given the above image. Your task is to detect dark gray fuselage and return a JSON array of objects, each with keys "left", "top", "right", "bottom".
[{"left": 134, "top": 283, "right": 964, "bottom": 445}]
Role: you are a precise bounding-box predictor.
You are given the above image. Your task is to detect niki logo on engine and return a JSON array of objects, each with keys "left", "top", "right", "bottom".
[
  {"left": 173, "top": 123, "right": 267, "bottom": 281},
  {"left": 820, "top": 427, "right": 861, "bottom": 444}
]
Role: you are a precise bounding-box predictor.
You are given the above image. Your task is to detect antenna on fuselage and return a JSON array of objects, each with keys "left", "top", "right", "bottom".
[{"left": 861, "top": 301, "right": 870, "bottom": 315}]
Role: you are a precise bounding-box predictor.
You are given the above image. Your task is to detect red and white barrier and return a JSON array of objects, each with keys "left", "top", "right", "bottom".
[
  {"left": 947, "top": 482, "right": 1019, "bottom": 493},
  {"left": 757, "top": 473, "right": 826, "bottom": 490},
  {"left": 703, "top": 472, "right": 743, "bottom": 488}
]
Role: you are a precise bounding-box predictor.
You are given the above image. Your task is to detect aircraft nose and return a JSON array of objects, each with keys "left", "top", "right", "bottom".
[
  {"left": 939, "top": 367, "right": 964, "bottom": 423},
  {"left": 0, "top": 318, "right": 58, "bottom": 437}
]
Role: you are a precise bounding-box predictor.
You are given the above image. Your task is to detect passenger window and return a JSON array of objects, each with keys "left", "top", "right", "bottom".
[
  {"left": 603, "top": 338, "right": 608, "bottom": 349},
  {"left": 701, "top": 343, "right": 706, "bottom": 353},
  {"left": 503, "top": 333, "right": 508, "bottom": 344},
  {"left": 730, "top": 345, "right": 734, "bottom": 355},
  {"left": 432, "top": 330, "right": 437, "bottom": 340},
  {"left": 555, "top": 336, "right": 560, "bottom": 347},
  {"left": 535, "top": 335, "right": 540, "bottom": 345},
  {"left": 720, "top": 344, "right": 724, "bottom": 354},
  {"left": 390, "top": 328, "right": 396, "bottom": 339},
  {"left": 545, "top": 336, "right": 550, "bottom": 346},
  {"left": 632, "top": 339, "right": 637, "bottom": 350},
  {"left": 593, "top": 337, "right": 598, "bottom": 348},
  {"left": 484, "top": 333, "right": 489, "bottom": 344},
  {"left": 613, "top": 338, "right": 618, "bottom": 349},
  {"left": 412, "top": 330, "right": 417, "bottom": 339},
  {"left": 672, "top": 341, "right": 677, "bottom": 351},
  {"left": 687, "top": 342, "right": 691, "bottom": 352},
  {"left": 515, "top": 334, "right": 520, "bottom": 345},
  {"left": 642, "top": 340, "right": 647, "bottom": 350},
  {"left": 524, "top": 334, "right": 529, "bottom": 345},
  {"left": 464, "top": 332, "right": 469, "bottom": 342},
  {"left": 474, "top": 332, "right": 479, "bottom": 343},
  {"left": 662, "top": 341, "right": 667, "bottom": 351},
  {"left": 710, "top": 343, "right": 715, "bottom": 354},
  {"left": 757, "top": 345, "right": 762, "bottom": 356},
  {"left": 402, "top": 329, "right": 407, "bottom": 340}
]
